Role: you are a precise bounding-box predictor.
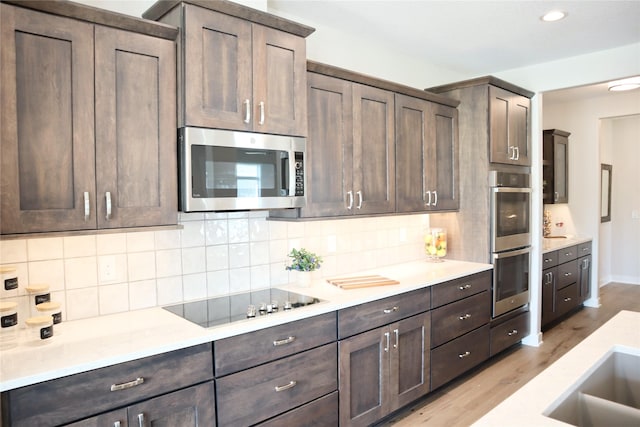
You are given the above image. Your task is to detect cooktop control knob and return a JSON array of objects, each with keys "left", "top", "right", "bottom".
[
  {"left": 246, "top": 304, "right": 256, "bottom": 318},
  {"left": 259, "top": 303, "right": 267, "bottom": 314},
  {"left": 283, "top": 300, "right": 292, "bottom": 310}
]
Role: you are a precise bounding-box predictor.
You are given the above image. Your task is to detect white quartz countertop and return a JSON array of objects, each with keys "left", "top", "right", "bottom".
[
  {"left": 472, "top": 310, "right": 640, "bottom": 426},
  {"left": 0, "top": 259, "right": 491, "bottom": 392},
  {"left": 542, "top": 236, "right": 592, "bottom": 253}
]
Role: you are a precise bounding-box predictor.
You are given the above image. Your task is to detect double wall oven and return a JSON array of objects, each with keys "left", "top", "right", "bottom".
[{"left": 490, "top": 171, "right": 531, "bottom": 318}]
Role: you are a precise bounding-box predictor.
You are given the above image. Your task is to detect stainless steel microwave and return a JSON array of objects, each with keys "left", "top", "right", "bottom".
[{"left": 179, "top": 127, "right": 306, "bottom": 212}]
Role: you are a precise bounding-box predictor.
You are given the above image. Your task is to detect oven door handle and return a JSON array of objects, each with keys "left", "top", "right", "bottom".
[{"left": 492, "top": 246, "right": 531, "bottom": 259}]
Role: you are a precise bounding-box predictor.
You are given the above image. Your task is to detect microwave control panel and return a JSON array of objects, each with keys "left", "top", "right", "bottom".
[{"left": 294, "top": 152, "right": 304, "bottom": 196}]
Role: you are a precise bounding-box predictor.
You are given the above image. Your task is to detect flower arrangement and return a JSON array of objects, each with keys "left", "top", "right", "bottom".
[{"left": 285, "top": 248, "right": 323, "bottom": 272}]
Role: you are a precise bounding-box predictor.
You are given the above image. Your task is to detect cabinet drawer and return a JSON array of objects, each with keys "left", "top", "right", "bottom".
[
  {"left": 556, "top": 283, "right": 580, "bottom": 318},
  {"left": 542, "top": 250, "right": 558, "bottom": 268},
  {"left": 431, "top": 270, "right": 491, "bottom": 308},
  {"left": 4, "top": 343, "right": 213, "bottom": 427},
  {"left": 557, "top": 245, "right": 578, "bottom": 264},
  {"left": 257, "top": 391, "right": 339, "bottom": 427},
  {"left": 557, "top": 259, "right": 578, "bottom": 289},
  {"left": 338, "top": 288, "right": 430, "bottom": 339},
  {"left": 578, "top": 241, "right": 592, "bottom": 256},
  {"left": 431, "top": 291, "right": 491, "bottom": 347},
  {"left": 215, "top": 312, "right": 336, "bottom": 376},
  {"left": 490, "top": 311, "right": 530, "bottom": 356},
  {"left": 431, "top": 324, "right": 490, "bottom": 390},
  {"left": 216, "top": 343, "right": 337, "bottom": 426}
]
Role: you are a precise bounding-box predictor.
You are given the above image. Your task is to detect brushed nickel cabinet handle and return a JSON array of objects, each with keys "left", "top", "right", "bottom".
[
  {"left": 110, "top": 377, "right": 144, "bottom": 392},
  {"left": 243, "top": 99, "right": 251, "bottom": 123},
  {"left": 458, "top": 314, "right": 472, "bottom": 320},
  {"left": 384, "top": 332, "right": 390, "bottom": 352},
  {"left": 425, "top": 190, "right": 432, "bottom": 206},
  {"left": 347, "top": 191, "right": 353, "bottom": 209},
  {"left": 274, "top": 380, "right": 297, "bottom": 392},
  {"left": 564, "top": 272, "right": 572, "bottom": 277},
  {"left": 393, "top": 328, "right": 399, "bottom": 349},
  {"left": 84, "top": 191, "right": 90, "bottom": 221},
  {"left": 356, "top": 190, "right": 363, "bottom": 209},
  {"left": 383, "top": 306, "right": 398, "bottom": 314},
  {"left": 259, "top": 101, "right": 265, "bottom": 125},
  {"left": 114, "top": 422, "right": 121, "bottom": 427},
  {"left": 507, "top": 329, "right": 518, "bottom": 336},
  {"left": 273, "top": 336, "right": 295, "bottom": 346},
  {"left": 105, "top": 192, "right": 112, "bottom": 220},
  {"left": 515, "top": 146, "right": 520, "bottom": 160},
  {"left": 458, "top": 284, "right": 472, "bottom": 291},
  {"left": 564, "top": 297, "right": 572, "bottom": 302},
  {"left": 137, "top": 413, "right": 144, "bottom": 427},
  {"left": 433, "top": 190, "right": 438, "bottom": 206},
  {"left": 458, "top": 351, "right": 471, "bottom": 358}
]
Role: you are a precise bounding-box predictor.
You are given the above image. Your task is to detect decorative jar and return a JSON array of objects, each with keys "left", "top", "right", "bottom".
[{"left": 424, "top": 228, "right": 447, "bottom": 262}]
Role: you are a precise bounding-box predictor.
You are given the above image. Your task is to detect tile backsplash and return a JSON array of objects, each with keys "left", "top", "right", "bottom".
[{"left": 0, "top": 211, "right": 428, "bottom": 322}]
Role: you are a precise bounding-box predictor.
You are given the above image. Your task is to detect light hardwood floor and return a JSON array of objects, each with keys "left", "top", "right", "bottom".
[{"left": 378, "top": 282, "right": 640, "bottom": 427}]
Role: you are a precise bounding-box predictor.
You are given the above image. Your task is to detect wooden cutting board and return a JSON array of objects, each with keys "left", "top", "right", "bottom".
[{"left": 327, "top": 275, "right": 400, "bottom": 289}]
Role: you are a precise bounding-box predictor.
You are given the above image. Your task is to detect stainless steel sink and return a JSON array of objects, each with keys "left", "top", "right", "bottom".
[{"left": 545, "top": 347, "right": 640, "bottom": 426}]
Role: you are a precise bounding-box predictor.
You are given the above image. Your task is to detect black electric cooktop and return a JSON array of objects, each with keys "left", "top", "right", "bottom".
[{"left": 163, "top": 288, "right": 323, "bottom": 328}]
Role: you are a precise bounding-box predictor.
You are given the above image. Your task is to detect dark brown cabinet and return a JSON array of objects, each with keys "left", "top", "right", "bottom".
[
  {"left": 489, "top": 85, "right": 531, "bottom": 166},
  {"left": 543, "top": 129, "right": 570, "bottom": 204},
  {"left": 338, "top": 312, "right": 430, "bottom": 427},
  {"left": 147, "top": 2, "right": 310, "bottom": 137},
  {"left": 297, "top": 71, "right": 396, "bottom": 217},
  {"left": 0, "top": 2, "right": 177, "bottom": 234},
  {"left": 395, "top": 93, "right": 459, "bottom": 212},
  {"left": 578, "top": 242, "right": 592, "bottom": 303}
]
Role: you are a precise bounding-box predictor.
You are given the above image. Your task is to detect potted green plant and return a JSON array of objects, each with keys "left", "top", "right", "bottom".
[{"left": 285, "top": 248, "right": 322, "bottom": 287}]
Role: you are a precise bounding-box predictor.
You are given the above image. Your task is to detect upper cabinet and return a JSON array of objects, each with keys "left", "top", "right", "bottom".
[
  {"left": 396, "top": 94, "right": 459, "bottom": 212},
  {"left": 543, "top": 129, "right": 570, "bottom": 204},
  {"left": 143, "top": 1, "right": 314, "bottom": 137},
  {"left": 0, "top": 1, "right": 178, "bottom": 234},
  {"left": 488, "top": 86, "right": 531, "bottom": 166}
]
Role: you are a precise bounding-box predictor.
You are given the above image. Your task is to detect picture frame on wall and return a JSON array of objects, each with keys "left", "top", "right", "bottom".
[{"left": 601, "top": 163, "right": 612, "bottom": 223}]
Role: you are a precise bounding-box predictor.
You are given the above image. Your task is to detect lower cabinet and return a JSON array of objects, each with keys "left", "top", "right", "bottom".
[
  {"left": 66, "top": 381, "right": 216, "bottom": 426},
  {"left": 338, "top": 312, "right": 430, "bottom": 427},
  {"left": 490, "top": 310, "right": 530, "bottom": 356}
]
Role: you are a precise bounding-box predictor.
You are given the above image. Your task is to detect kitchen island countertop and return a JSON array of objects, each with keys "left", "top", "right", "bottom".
[
  {"left": 472, "top": 309, "right": 640, "bottom": 426},
  {"left": 1, "top": 258, "right": 491, "bottom": 392}
]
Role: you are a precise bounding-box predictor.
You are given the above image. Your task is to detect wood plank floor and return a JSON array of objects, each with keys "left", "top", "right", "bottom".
[{"left": 377, "top": 282, "right": 640, "bottom": 427}]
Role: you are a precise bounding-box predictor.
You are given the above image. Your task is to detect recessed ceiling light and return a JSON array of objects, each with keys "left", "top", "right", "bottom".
[
  {"left": 541, "top": 10, "right": 567, "bottom": 22},
  {"left": 608, "top": 76, "right": 640, "bottom": 92}
]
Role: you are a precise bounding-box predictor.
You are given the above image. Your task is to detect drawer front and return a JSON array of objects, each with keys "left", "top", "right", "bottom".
[
  {"left": 257, "top": 391, "right": 339, "bottom": 427},
  {"left": 338, "top": 288, "right": 430, "bottom": 339},
  {"left": 557, "top": 259, "right": 578, "bottom": 289},
  {"left": 431, "top": 291, "right": 491, "bottom": 348},
  {"left": 216, "top": 343, "right": 338, "bottom": 426},
  {"left": 556, "top": 282, "right": 580, "bottom": 318},
  {"left": 578, "top": 241, "right": 592, "bottom": 256},
  {"left": 490, "top": 311, "right": 530, "bottom": 356},
  {"left": 215, "top": 312, "right": 336, "bottom": 376},
  {"left": 542, "top": 250, "right": 558, "bottom": 268},
  {"left": 557, "top": 245, "right": 578, "bottom": 264},
  {"left": 6, "top": 343, "right": 213, "bottom": 427},
  {"left": 431, "top": 324, "right": 490, "bottom": 390},
  {"left": 431, "top": 270, "right": 491, "bottom": 308}
]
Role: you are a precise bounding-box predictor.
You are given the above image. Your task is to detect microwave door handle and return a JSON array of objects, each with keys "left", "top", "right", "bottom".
[{"left": 288, "top": 154, "right": 296, "bottom": 196}]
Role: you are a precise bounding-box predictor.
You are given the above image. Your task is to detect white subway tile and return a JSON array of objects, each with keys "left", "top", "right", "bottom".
[
  {"left": 287, "top": 221, "right": 305, "bottom": 238},
  {"left": 63, "top": 235, "right": 96, "bottom": 258},
  {"left": 250, "top": 241, "right": 270, "bottom": 266},
  {"left": 129, "top": 279, "right": 157, "bottom": 310},
  {"left": 97, "top": 254, "right": 128, "bottom": 285},
  {"left": 181, "top": 221, "right": 205, "bottom": 248},
  {"left": 269, "top": 262, "right": 289, "bottom": 287},
  {"left": 182, "top": 247, "right": 206, "bottom": 274},
  {"left": 250, "top": 265, "right": 270, "bottom": 290},
  {"left": 228, "top": 219, "right": 249, "bottom": 243},
  {"left": 0, "top": 239, "right": 27, "bottom": 263},
  {"left": 179, "top": 212, "right": 205, "bottom": 222},
  {"left": 126, "top": 231, "right": 155, "bottom": 252},
  {"left": 206, "top": 245, "right": 229, "bottom": 271},
  {"left": 28, "top": 259, "right": 65, "bottom": 292},
  {"left": 268, "top": 239, "right": 288, "bottom": 263},
  {"left": 183, "top": 273, "right": 207, "bottom": 301},
  {"left": 156, "top": 249, "right": 182, "bottom": 278},
  {"left": 65, "top": 287, "right": 99, "bottom": 320},
  {"left": 229, "top": 243, "right": 250, "bottom": 268},
  {"left": 96, "top": 233, "right": 127, "bottom": 255},
  {"left": 156, "top": 276, "right": 183, "bottom": 305},
  {"left": 205, "top": 219, "right": 228, "bottom": 245},
  {"left": 207, "top": 270, "right": 229, "bottom": 297},
  {"left": 228, "top": 212, "right": 248, "bottom": 219},
  {"left": 229, "top": 267, "right": 251, "bottom": 293},
  {"left": 155, "top": 229, "right": 181, "bottom": 250},
  {"left": 98, "top": 283, "right": 130, "bottom": 315},
  {"left": 65, "top": 257, "right": 98, "bottom": 290},
  {"left": 127, "top": 252, "right": 156, "bottom": 282},
  {"left": 249, "top": 217, "right": 269, "bottom": 241},
  {"left": 27, "top": 237, "right": 63, "bottom": 261},
  {"left": 268, "top": 220, "right": 288, "bottom": 240}
]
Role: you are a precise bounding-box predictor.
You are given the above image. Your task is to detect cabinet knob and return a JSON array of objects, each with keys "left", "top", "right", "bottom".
[
  {"left": 507, "top": 329, "right": 518, "bottom": 336},
  {"left": 458, "top": 351, "right": 471, "bottom": 359},
  {"left": 458, "top": 313, "right": 472, "bottom": 320},
  {"left": 458, "top": 284, "right": 472, "bottom": 291}
]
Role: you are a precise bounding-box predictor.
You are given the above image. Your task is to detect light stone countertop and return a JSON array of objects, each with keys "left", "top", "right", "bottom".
[
  {"left": 0, "top": 258, "right": 492, "bottom": 392},
  {"left": 471, "top": 310, "right": 640, "bottom": 427},
  {"left": 542, "top": 236, "right": 592, "bottom": 254}
]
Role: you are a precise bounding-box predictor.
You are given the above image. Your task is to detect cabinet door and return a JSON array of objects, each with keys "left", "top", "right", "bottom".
[
  {"left": 352, "top": 84, "right": 396, "bottom": 215},
  {"left": 579, "top": 255, "right": 592, "bottom": 303},
  {"left": 427, "top": 103, "right": 459, "bottom": 211},
  {"left": 339, "top": 327, "right": 389, "bottom": 427},
  {"left": 489, "top": 86, "right": 530, "bottom": 166},
  {"left": 553, "top": 134, "right": 569, "bottom": 203},
  {"left": 94, "top": 26, "right": 177, "bottom": 228},
  {"left": 541, "top": 267, "right": 557, "bottom": 328},
  {"left": 303, "top": 73, "right": 354, "bottom": 217},
  {"left": 253, "top": 24, "right": 307, "bottom": 136},
  {"left": 64, "top": 409, "right": 128, "bottom": 427},
  {"left": 183, "top": 5, "right": 252, "bottom": 130},
  {"left": 127, "top": 381, "right": 215, "bottom": 427},
  {"left": 389, "top": 313, "right": 431, "bottom": 410},
  {"left": 0, "top": 4, "right": 96, "bottom": 233}
]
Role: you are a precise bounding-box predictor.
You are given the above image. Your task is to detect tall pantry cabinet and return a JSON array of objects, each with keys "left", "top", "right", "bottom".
[{"left": 0, "top": 1, "right": 178, "bottom": 234}]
